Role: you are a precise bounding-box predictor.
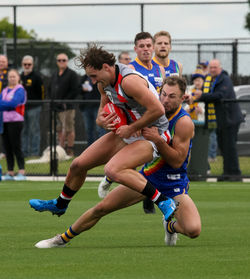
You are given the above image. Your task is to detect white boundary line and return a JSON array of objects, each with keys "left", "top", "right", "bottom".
[{"left": 21, "top": 176, "right": 250, "bottom": 183}]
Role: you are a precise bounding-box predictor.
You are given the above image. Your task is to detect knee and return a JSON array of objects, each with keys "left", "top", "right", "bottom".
[
  {"left": 69, "top": 157, "right": 85, "bottom": 175},
  {"left": 186, "top": 224, "right": 201, "bottom": 239},
  {"left": 104, "top": 164, "right": 120, "bottom": 183}
]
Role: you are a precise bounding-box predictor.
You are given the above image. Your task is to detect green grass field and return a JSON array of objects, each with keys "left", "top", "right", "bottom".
[{"left": 1, "top": 180, "right": 250, "bottom": 279}]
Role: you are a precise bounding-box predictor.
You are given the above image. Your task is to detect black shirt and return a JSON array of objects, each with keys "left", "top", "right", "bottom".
[
  {"left": 48, "top": 67, "right": 79, "bottom": 111},
  {"left": 21, "top": 70, "right": 44, "bottom": 109}
]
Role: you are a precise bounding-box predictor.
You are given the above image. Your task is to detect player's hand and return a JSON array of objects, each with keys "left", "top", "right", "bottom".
[
  {"left": 142, "top": 127, "right": 160, "bottom": 142},
  {"left": 98, "top": 111, "right": 117, "bottom": 131},
  {"left": 115, "top": 125, "right": 135, "bottom": 138}
]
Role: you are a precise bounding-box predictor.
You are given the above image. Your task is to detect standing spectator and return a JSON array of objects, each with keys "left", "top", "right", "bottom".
[
  {"left": 0, "top": 55, "right": 8, "bottom": 159},
  {"left": 198, "top": 60, "right": 209, "bottom": 76},
  {"left": 21, "top": 55, "right": 44, "bottom": 157},
  {"left": 48, "top": 53, "right": 79, "bottom": 156},
  {"left": 185, "top": 68, "right": 205, "bottom": 122},
  {"left": 0, "top": 55, "right": 8, "bottom": 92},
  {"left": 152, "top": 31, "right": 183, "bottom": 77},
  {"left": 198, "top": 60, "right": 218, "bottom": 167},
  {"left": 79, "top": 75, "right": 105, "bottom": 147},
  {"left": 118, "top": 51, "right": 131, "bottom": 65},
  {"left": 194, "top": 59, "right": 244, "bottom": 181},
  {"left": 1, "top": 69, "right": 26, "bottom": 181}
]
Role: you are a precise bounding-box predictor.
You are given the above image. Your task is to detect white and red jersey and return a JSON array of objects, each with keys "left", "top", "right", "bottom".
[{"left": 103, "top": 63, "right": 169, "bottom": 134}]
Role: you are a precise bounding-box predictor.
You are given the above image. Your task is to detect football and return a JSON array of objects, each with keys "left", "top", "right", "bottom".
[{"left": 103, "top": 102, "right": 127, "bottom": 130}]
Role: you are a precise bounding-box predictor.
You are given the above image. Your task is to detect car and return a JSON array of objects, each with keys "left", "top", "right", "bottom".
[{"left": 234, "top": 85, "right": 250, "bottom": 156}]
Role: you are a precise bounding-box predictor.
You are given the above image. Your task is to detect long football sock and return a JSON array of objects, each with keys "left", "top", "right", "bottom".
[
  {"left": 167, "top": 221, "right": 176, "bottom": 234},
  {"left": 141, "top": 181, "right": 167, "bottom": 205},
  {"left": 61, "top": 226, "right": 79, "bottom": 243},
  {"left": 56, "top": 184, "right": 77, "bottom": 209}
]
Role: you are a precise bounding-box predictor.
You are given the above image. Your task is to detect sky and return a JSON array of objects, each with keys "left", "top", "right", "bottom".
[{"left": 0, "top": 0, "right": 249, "bottom": 42}]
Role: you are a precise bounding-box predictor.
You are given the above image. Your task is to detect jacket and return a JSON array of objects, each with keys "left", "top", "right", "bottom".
[
  {"left": 197, "top": 70, "right": 244, "bottom": 128},
  {"left": 48, "top": 67, "right": 79, "bottom": 111}
]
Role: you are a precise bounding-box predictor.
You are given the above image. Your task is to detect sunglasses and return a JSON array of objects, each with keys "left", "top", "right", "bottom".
[
  {"left": 23, "top": 63, "right": 32, "bottom": 66},
  {"left": 57, "top": 59, "right": 67, "bottom": 62}
]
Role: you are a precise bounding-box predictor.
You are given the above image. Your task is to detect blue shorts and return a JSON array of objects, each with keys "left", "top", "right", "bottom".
[{"left": 158, "top": 183, "right": 189, "bottom": 198}]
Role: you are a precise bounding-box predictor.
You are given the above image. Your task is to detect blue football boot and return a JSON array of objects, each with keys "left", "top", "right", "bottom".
[
  {"left": 29, "top": 199, "right": 67, "bottom": 217},
  {"left": 157, "top": 198, "right": 177, "bottom": 221}
]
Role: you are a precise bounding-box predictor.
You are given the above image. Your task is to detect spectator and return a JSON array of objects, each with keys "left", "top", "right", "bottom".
[
  {"left": 0, "top": 69, "right": 27, "bottom": 181},
  {"left": 0, "top": 55, "right": 9, "bottom": 159},
  {"left": 118, "top": 51, "right": 131, "bottom": 65},
  {"left": 185, "top": 68, "right": 205, "bottom": 122},
  {"left": 0, "top": 55, "right": 8, "bottom": 92},
  {"left": 193, "top": 59, "right": 244, "bottom": 181},
  {"left": 79, "top": 74, "right": 105, "bottom": 147},
  {"left": 47, "top": 53, "right": 79, "bottom": 156},
  {"left": 198, "top": 60, "right": 209, "bottom": 76},
  {"left": 21, "top": 55, "right": 44, "bottom": 157}
]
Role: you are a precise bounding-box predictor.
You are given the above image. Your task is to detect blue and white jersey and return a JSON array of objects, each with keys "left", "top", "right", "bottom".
[
  {"left": 152, "top": 57, "right": 180, "bottom": 77},
  {"left": 130, "top": 57, "right": 163, "bottom": 93},
  {"left": 140, "top": 106, "right": 191, "bottom": 196}
]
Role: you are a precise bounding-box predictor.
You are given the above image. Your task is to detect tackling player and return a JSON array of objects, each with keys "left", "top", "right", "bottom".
[
  {"left": 34, "top": 76, "right": 201, "bottom": 248},
  {"left": 29, "top": 45, "right": 176, "bottom": 223}
]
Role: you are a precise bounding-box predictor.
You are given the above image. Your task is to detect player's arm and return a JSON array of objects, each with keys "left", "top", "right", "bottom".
[
  {"left": 96, "top": 83, "right": 117, "bottom": 130},
  {"left": 143, "top": 116, "right": 194, "bottom": 168},
  {"left": 119, "top": 75, "right": 165, "bottom": 137}
]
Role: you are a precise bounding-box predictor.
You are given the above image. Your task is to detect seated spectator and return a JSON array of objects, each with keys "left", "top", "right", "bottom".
[{"left": 0, "top": 69, "right": 27, "bottom": 181}]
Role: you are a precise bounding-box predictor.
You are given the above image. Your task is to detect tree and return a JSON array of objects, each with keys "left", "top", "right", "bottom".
[
  {"left": 0, "top": 17, "right": 75, "bottom": 77},
  {"left": 0, "top": 17, "right": 37, "bottom": 39},
  {"left": 245, "top": 0, "right": 250, "bottom": 31}
]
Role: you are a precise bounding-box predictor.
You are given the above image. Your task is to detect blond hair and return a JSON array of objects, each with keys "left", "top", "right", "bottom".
[{"left": 154, "top": 31, "right": 172, "bottom": 44}]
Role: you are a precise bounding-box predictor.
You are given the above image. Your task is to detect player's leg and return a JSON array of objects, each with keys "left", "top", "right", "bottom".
[
  {"left": 105, "top": 140, "right": 177, "bottom": 221},
  {"left": 29, "top": 132, "right": 126, "bottom": 216},
  {"left": 164, "top": 193, "right": 201, "bottom": 244},
  {"left": 34, "top": 185, "right": 144, "bottom": 248}
]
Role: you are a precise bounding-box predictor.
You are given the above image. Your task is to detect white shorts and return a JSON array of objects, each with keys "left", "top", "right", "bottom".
[{"left": 122, "top": 130, "right": 171, "bottom": 160}]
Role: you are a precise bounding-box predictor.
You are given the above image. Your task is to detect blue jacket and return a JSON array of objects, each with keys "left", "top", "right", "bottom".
[{"left": 197, "top": 70, "right": 244, "bottom": 128}]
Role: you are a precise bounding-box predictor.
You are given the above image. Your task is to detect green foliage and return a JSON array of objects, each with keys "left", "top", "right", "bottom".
[
  {"left": 0, "top": 181, "right": 250, "bottom": 278},
  {"left": 245, "top": 0, "right": 250, "bottom": 31},
  {"left": 0, "top": 17, "right": 37, "bottom": 39},
  {"left": 0, "top": 17, "right": 75, "bottom": 75}
]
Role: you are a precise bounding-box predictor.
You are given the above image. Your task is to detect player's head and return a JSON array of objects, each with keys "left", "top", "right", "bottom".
[
  {"left": 134, "top": 32, "right": 154, "bottom": 63},
  {"left": 160, "top": 76, "right": 187, "bottom": 117},
  {"left": 77, "top": 45, "right": 116, "bottom": 86},
  {"left": 153, "top": 31, "right": 172, "bottom": 59},
  {"left": 118, "top": 51, "right": 131, "bottom": 65}
]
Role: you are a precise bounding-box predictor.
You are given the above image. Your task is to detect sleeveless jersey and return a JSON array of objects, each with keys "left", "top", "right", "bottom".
[
  {"left": 140, "top": 106, "right": 191, "bottom": 190},
  {"left": 130, "top": 57, "right": 163, "bottom": 93},
  {"left": 103, "top": 63, "right": 168, "bottom": 134},
  {"left": 152, "top": 57, "right": 180, "bottom": 77}
]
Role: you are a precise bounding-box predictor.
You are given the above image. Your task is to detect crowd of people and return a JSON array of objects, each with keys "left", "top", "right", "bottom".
[{"left": 0, "top": 29, "right": 244, "bottom": 248}]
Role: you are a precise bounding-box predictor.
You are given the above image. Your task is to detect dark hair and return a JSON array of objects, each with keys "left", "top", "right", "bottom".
[
  {"left": 76, "top": 44, "right": 116, "bottom": 70},
  {"left": 134, "top": 32, "right": 154, "bottom": 45},
  {"left": 160, "top": 76, "right": 187, "bottom": 96}
]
